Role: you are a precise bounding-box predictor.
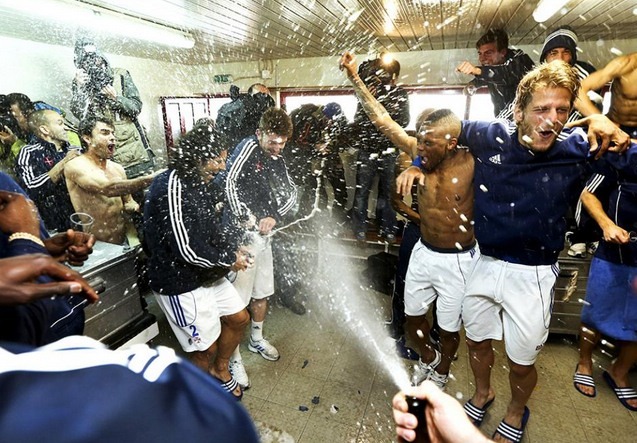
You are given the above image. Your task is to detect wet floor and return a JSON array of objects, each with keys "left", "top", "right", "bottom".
[{"left": 145, "top": 237, "right": 637, "bottom": 443}]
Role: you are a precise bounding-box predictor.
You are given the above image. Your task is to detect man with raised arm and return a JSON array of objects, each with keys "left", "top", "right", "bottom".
[
  {"left": 575, "top": 52, "right": 637, "bottom": 139},
  {"left": 340, "top": 52, "right": 478, "bottom": 392},
  {"left": 456, "top": 29, "right": 534, "bottom": 120},
  {"left": 342, "top": 51, "right": 628, "bottom": 442},
  {"left": 64, "top": 116, "right": 156, "bottom": 244}
]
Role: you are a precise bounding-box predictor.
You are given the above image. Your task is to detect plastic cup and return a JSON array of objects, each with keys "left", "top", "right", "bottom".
[{"left": 70, "top": 212, "right": 94, "bottom": 232}]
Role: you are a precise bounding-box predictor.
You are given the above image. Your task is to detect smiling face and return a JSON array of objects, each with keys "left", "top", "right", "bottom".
[
  {"left": 83, "top": 121, "right": 117, "bottom": 160},
  {"left": 477, "top": 42, "right": 507, "bottom": 66},
  {"left": 42, "top": 110, "right": 69, "bottom": 144},
  {"left": 515, "top": 87, "right": 572, "bottom": 153},
  {"left": 199, "top": 150, "right": 227, "bottom": 183},
  {"left": 416, "top": 123, "right": 457, "bottom": 171},
  {"left": 257, "top": 129, "right": 287, "bottom": 158}
]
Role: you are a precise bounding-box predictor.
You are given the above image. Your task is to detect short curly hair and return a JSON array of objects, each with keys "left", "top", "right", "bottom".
[
  {"left": 168, "top": 123, "right": 225, "bottom": 179},
  {"left": 258, "top": 107, "right": 293, "bottom": 138},
  {"left": 514, "top": 61, "right": 580, "bottom": 114}
]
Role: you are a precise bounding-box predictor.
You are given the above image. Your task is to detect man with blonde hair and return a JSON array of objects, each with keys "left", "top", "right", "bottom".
[{"left": 343, "top": 53, "right": 628, "bottom": 442}]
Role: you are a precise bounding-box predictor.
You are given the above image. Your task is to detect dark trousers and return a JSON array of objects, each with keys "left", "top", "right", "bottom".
[
  {"left": 389, "top": 221, "right": 420, "bottom": 338},
  {"left": 352, "top": 150, "right": 398, "bottom": 236}
]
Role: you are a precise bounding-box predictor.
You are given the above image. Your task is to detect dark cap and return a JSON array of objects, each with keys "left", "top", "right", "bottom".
[{"left": 540, "top": 27, "right": 578, "bottom": 64}]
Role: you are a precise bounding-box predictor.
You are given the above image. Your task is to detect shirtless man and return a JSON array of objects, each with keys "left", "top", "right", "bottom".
[
  {"left": 575, "top": 52, "right": 637, "bottom": 136},
  {"left": 340, "top": 52, "right": 477, "bottom": 390},
  {"left": 65, "top": 116, "right": 155, "bottom": 244}
]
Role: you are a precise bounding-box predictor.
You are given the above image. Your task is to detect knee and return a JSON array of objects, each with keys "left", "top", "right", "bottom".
[
  {"left": 509, "top": 361, "right": 534, "bottom": 378},
  {"left": 439, "top": 329, "right": 459, "bottom": 340},
  {"left": 466, "top": 338, "right": 491, "bottom": 352},
  {"left": 225, "top": 309, "right": 250, "bottom": 328}
]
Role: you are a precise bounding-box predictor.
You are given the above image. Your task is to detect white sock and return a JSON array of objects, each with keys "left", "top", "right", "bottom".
[
  {"left": 231, "top": 346, "right": 242, "bottom": 362},
  {"left": 251, "top": 321, "right": 264, "bottom": 341}
]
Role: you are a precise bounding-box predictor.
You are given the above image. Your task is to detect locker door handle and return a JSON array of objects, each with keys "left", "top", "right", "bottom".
[{"left": 87, "top": 276, "right": 107, "bottom": 294}]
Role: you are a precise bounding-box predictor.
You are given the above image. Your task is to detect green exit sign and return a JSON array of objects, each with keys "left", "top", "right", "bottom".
[{"left": 213, "top": 74, "right": 233, "bottom": 83}]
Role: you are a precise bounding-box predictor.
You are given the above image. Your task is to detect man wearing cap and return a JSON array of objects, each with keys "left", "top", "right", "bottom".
[
  {"left": 541, "top": 26, "right": 601, "bottom": 260},
  {"left": 541, "top": 26, "right": 599, "bottom": 124}
]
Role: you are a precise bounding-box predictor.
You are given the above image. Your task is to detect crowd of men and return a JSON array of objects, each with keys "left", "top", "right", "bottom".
[{"left": 0, "top": 25, "right": 636, "bottom": 443}]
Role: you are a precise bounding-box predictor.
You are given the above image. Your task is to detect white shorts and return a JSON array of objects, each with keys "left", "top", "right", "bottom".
[
  {"left": 462, "top": 255, "right": 558, "bottom": 365},
  {"left": 233, "top": 237, "right": 274, "bottom": 305},
  {"left": 153, "top": 278, "right": 245, "bottom": 353},
  {"left": 404, "top": 240, "right": 479, "bottom": 333}
]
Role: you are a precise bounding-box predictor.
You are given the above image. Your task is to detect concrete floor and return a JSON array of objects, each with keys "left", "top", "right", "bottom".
[{"left": 146, "top": 236, "right": 637, "bottom": 443}]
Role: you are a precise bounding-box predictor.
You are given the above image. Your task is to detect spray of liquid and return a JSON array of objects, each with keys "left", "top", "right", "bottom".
[
  {"left": 312, "top": 236, "right": 412, "bottom": 391},
  {"left": 241, "top": 154, "right": 411, "bottom": 390}
]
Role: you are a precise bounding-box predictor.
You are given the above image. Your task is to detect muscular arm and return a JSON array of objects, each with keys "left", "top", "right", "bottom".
[
  {"left": 339, "top": 52, "right": 417, "bottom": 158},
  {"left": 65, "top": 159, "right": 153, "bottom": 197},
  {"left": 391, "top": 153, "right": 420, "bottom": 223},
  {"left": 48, "top": 151, "right": 79, "bottom": 184},
  {"left": 575, "top": 55, "right": 637, "bottom": 116},
  {"left": 581, "top": 188, "right": 630, "bottom": 244}
]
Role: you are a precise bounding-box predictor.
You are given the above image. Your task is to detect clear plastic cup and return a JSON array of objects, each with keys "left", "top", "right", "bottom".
[{"left": 70, "top": 212, "right": 94, "bottom": 232}]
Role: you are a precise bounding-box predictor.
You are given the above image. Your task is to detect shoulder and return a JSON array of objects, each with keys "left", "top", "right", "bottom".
[
  {"left": 107, "top": 160, "right": 126, "bottom": 176},
  {"left": 574, "top": 61, "right": 596, "bottom": 76},
  {"left": 508, "top": 49, "right": 532, "bottom": 60},
  {"left": 462, "top": 119, "right": 514, "bottom": 137},
  {"left": 148, "top": 169, "right": 173, "bottom": 195},
  {"left": 554, "top": 127, "right": 589, "bottom": 154},
  {"left": 0, "top": 172, "right": 25, "bottom": 193},
  {"left": 229, "top": 137, "right": 259, "bottom": 163},
  {"left": 65, "top": 154, "right": 88, "bottom": 171},
  {"left": 16, "top": 142, "right": 43, "bottom": 160}
]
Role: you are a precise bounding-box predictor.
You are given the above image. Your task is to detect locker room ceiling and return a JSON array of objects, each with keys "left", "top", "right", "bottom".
[{"left": 1, "top": 0, "right": 636, "bottom": 64}]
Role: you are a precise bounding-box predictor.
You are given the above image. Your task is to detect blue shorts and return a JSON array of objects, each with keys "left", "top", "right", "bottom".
[{"left": 581, "top": 257, "right": 637, "bottom": 342}]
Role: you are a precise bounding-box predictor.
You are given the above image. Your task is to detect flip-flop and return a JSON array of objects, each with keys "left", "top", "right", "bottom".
[
  {"left": 603, "top": 370, "right": 637, "bottom": 411},
  {"left": 492, "top": 406, "right": 530, "bottom": 443},
  {"left": 464, "top": 397, "right": 495, "bottom": 427},
  {"left": 212, "top": 374, "right": 243, "bottom": 401},
  {"left": 573, "top": 364, "right": 596, "bottom": 398}
]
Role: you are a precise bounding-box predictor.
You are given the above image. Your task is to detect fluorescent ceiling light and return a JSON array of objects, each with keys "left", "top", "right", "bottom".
[
  {"left": 0, "top": 0, "right": 195, "bottom": 48},
  {"left": 533, "top": 0, "right": 569, "bottom": 23},
  {"left": 384, "top": 0, "right": 399, "bottom": 33}
]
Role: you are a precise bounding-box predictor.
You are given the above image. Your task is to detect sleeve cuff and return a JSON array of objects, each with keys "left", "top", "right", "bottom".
[{"left": 7, "top": 238, "right": 48, "bottom": 257}]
